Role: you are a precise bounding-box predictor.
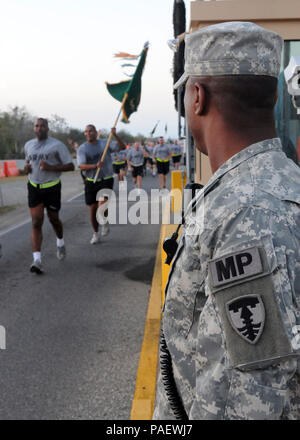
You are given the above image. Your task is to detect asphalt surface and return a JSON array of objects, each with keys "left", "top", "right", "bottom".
[{"left": 0, "top": 170, "right": 162, "bottom": 420}]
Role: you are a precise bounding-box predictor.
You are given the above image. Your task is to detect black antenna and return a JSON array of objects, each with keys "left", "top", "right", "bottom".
[{"left": 173, "top": 0, "right": 186, "bottom": 117}]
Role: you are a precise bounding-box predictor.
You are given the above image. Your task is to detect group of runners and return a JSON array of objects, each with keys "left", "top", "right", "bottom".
[
  {"left": 110, "top": 136, "right": 183, "bottom": 191},
  {"left": 23, "top": 118, "right": 183, "bottom": 274}
]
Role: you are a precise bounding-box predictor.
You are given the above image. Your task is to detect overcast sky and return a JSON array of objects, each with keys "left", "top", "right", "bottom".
[{"left": 0, "top": 0, "right": 191, "bottom": 138}]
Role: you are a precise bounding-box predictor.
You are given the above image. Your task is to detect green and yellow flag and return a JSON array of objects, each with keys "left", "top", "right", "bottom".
[{"left": 106, "top": 42, "right": 149, "bottom": 123}]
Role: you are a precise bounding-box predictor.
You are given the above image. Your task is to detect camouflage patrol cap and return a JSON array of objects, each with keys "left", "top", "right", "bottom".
[{"left": 174, "top": 21, "right": 283, "bottom": 89}]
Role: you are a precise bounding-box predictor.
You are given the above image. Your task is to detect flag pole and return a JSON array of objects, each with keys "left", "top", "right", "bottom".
[{"left": 93, "top": 93, "right": 128, "bottom": 183}]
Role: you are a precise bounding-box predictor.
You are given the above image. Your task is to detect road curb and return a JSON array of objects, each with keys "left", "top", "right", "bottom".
[
  {"left": 130, "top": 228, "right": 162, "bottom": 420},
  {"left": 130, "top": 221, "right": 178, "bottom": 420},
  {"left": 131, "top": 172, "right": 185, "bottom": 420}
]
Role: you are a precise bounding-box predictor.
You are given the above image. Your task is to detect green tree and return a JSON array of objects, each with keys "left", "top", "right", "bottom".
[
  {"left": 0, "top": 106, "right": 152, "bottom": 158},
  {"left": 115, "top": 129, "right": 135, "bottom": 145},
  {"left": 0, "top": 106, "right": 34, "bottom": 158}
]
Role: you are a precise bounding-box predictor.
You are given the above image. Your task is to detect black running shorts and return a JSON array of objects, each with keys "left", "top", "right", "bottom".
[
  {"left": 27, "top": 181, "right": 61, "bottom": 211},
  {"left": 84, "top": 178, "right": 114, "bottom": 205},
  {"left": 113, "top": 163, "right": 126, "bottom": 174},
  {"left": 172, "top": 155, "right": 182, "bottom": 164},
  {"left": 131, "top": 165, "right": 144, "bottom": 178},
  {"left": 156, "top": 161, "right": 170, "bottom": 175}
]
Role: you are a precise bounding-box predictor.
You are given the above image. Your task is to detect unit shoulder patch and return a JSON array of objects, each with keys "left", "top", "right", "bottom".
[
  {"left": 226, "top": 294, "right": 265, "bottom": 345},
  {"left": 208, "top": 246, "right": 263, "bottom": 288}
]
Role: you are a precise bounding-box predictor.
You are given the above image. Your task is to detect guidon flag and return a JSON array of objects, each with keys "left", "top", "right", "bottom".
[{"left": 106, "top": 42, "right": 149, "bottom": 123}]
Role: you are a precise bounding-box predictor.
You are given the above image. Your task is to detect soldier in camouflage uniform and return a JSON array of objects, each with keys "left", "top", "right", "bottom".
[{"left": 153, "top": 22, "right": 300, "bottom": 420}]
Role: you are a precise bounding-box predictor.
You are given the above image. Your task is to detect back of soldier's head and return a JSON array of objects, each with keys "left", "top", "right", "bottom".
[
  {"left": 191, "top": 75, "right": 278, "bottom": 128},
  {"left": 175, "top": 22, "right": 283, "bottom": 127}
]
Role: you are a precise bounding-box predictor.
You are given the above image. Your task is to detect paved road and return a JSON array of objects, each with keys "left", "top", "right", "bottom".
[{"left": 0, "top": 171, "right": 162, "bottom": 419}]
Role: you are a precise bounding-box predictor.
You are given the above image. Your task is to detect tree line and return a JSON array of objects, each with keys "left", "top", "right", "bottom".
[{"left": 0, "top": 106, "right": 162, "bottom": 159}]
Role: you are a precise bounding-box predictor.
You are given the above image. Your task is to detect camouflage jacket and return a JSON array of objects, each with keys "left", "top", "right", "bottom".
[{"left": 154, "top": 138, "right": 300, "bottom": 420}]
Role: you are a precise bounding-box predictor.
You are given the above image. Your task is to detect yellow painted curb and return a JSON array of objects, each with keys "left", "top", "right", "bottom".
[
  {"left": 131, "top": 177, "right": 185, "bottom": 420},
  {"left": 130, "top": 233, "right": 162, "bottom": 420},
  {"left": 130, "top": 222, "right": 178, "bottom": 420},
  {"left": 171, "top": 171, "right": 183, "bottom": 213}
]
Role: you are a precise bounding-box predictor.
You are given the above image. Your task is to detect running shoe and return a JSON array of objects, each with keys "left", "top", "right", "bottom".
[
  {"left": 30, "top": 259, "right": 44, "bottom": 274},
  {"left": 101, "top": 222, "right": 110, "bottom": 236},
  {"left": 57, "top": 245, "right": 66, "bottom": 260},
  {"left": 90, "top": 232, "right": 101, "bottom": 244}
]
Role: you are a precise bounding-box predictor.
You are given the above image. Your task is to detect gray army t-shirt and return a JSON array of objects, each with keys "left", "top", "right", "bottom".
[
  {"left": 77, "top": 139, "right": 119, "bottom": 180},
  {"left": 153, "top": 144, "right": 171, "bottom": 160},
  {"left": 24, "top": 136, "right": 73, "bottom": 184},
  {"left": 144, "top": 144, "right": 154, "bottom": 156},
  {"left": 171, "top": 144, "right": 182, "bottom": 155},
  {"left": 127, "top": 148, "right": 144, "bottom": 166},
  {"left": 111, "top": 148, "right": 127, "bottom": 164}
]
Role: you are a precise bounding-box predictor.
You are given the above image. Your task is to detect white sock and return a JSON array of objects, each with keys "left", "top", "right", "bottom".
[
  {"left": 57, "top": 238, "right": 64, "bottom": 248},
  {"left": 33, "top": 252, "right": 41, "bottom": 262}
]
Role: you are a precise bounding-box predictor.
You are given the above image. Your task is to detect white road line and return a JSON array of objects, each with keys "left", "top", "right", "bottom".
[
  {"left": 67, "top": 191, "right": 84, "bottom": 202},
  {"left": 0, "top": 219, "right": 31, "bottom": 237}
]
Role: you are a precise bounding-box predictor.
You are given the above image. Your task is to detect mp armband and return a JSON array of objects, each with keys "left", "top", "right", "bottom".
[{"left": 208, "top": 244, "right": 297, "bottom": 371}]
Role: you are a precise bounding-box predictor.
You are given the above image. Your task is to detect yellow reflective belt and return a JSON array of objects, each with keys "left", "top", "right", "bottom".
[
  {"left": 113, "top": 161, "right": 126, "bottom": 165},
  {"left": 156, "top": 158, "right": 169, "bottom": 163},
  {"left": 86, "top": 176, "right": 113, "bottom": 182},
  {"left": 172, "top": 153, "right": 181, "bottom": 157},
  {"left": 29, "top": 179, "right": 60, "bottom": 189}
]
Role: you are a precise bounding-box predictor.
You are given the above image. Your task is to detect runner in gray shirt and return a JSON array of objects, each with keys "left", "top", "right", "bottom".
[
  {"left": 143, "top": 142, "right": 156, "bottom": 176},
  {"left": 24, "top": 118, "right": 74, "bottom": 274},
  {"left": 111, "top": 148, "right": 127, "bottom": 184},
  {"left": 127, "top": 142, "right": 145, "bottom": 194},
  {"left": 152, "top": 136, "right": 171, "bottom": 189},
  {"left": 171, "top": 140, "right": 182, "bottom": 170},
  {"left": 77, "top": 125, "right": 125, "bottom": 244}
]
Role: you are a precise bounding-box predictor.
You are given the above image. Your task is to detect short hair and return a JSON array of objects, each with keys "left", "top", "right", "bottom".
[
  {"left": 190, "top": 75, "right": 278, "bottom": 128},
  {"left": 85, "top": 124, "right": 97, "bottom": 131},
  {"left": 36, "top": 118, "right": 49, "bottom": 127}
]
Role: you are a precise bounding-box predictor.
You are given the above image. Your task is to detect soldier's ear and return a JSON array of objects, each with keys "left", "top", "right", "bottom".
[{"left": 194, "top": 82, "right": 206, "bottom": 116}]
